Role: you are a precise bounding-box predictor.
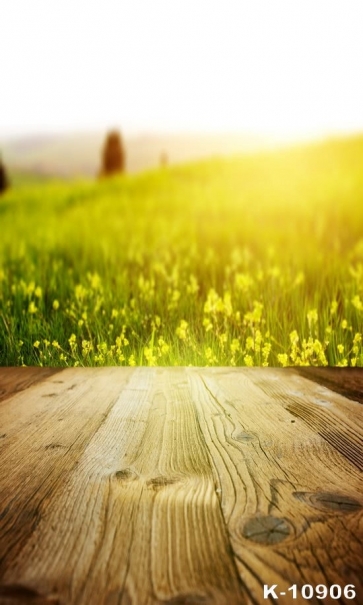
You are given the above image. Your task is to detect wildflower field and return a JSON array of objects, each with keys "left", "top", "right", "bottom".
[{"left": 1, "top": 135, "right": 363, "bottom": 367}]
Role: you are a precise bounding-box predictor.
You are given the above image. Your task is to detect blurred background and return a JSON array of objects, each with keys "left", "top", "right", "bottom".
[
  {"left": 1, "top": 0, "right": 363, "bottom": 368},
  {"left": 1, "top": 0, "right": 363, "bottom": 177}
]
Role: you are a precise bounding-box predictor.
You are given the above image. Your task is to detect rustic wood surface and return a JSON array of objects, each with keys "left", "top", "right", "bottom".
[
  {"left": 0, "top": 367, "right": 61, "bottom": 405},
  {"left": 0, "top": 367, "right": 362, "bottom": 605},
  {"left": 295, "top": 367, "right": 363, "bottom": 405}
]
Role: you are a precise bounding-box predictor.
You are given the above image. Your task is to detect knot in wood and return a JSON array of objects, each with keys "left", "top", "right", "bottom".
[
  {"left": 293, "top": 491, "right": 362, "bottom": 512},
  {"left": 115, "top": 468, "right": 137, "bottom": 482},
  {"left": 311, "top": 492, "right": 361, "bottom": 512},
  {"left": 242, "top": 515, "right": 291, "bottom": 545},
  {"left": 235, "top": 432, "right": 255, "bottom": 443},
  {"left": 146, "top": 476, "right": 179, "bottom": 491}
]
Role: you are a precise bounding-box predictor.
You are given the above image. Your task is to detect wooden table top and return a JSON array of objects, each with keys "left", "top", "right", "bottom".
[{"left": 0, "top": 367, "right": 362, "bottom": 605}]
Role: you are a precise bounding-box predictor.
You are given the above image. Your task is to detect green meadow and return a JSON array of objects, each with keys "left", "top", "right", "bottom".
[{"left": 1, "top": 135, "right": 363, "bottom": 367}]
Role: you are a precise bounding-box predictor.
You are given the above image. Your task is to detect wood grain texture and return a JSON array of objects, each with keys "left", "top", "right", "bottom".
[
  {"left": 0, "top": 368, "right": 134, "bottom": 580},
  {"left": 255, "top": 368, "right": 363, "bottom": 471},
  {"left": 0, "top": 368, "right": 246, "bottom": 605},
  {"left": 187, "top": 368, "right": 363, "bottom": 605},
  {"left": 0, "top": 367, "right": 363, "bottom": 605},
  {"left": 0, "top": 367, "right": 61, "bottom": 404},
  {"left": 295, "top": 367, "right": 363, "bottom": 405}
]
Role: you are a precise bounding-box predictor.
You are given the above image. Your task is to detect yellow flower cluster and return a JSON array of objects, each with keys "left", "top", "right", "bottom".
[{"left": 3, "top": 262, "right": 362, "bottom": 368}]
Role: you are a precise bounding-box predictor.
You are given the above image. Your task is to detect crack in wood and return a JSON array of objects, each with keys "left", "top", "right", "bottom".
[{"left": 0, "top": 584, "right": 59, "bottom": 604}]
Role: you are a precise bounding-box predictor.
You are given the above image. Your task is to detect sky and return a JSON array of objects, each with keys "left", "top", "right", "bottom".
[{"left": 1, "top": 0, "right": 363, "bottom": 140}]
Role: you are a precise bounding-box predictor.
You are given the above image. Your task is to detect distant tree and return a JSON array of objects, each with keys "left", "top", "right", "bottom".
[
  {"left": 0, "top": 155, "right": 9, "bottom": 194},
  {"left": 99, "top": 130, "right": 125, "bottom": 177},
  {"left": 160, "top": 151, "right": 168, "bottom": 167}
]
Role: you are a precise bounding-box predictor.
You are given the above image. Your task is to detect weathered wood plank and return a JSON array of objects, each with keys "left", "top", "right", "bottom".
[
  {"left": 0, "top": 368, "right": 134, "bottom": 582},
  {"left": 255, "top": 368, "right": 363, "bottom": 471},
  {"left": 0, "top": 367, "right": 61, "bottom": 404},
  {"left": 294, "top": 367, "right": 363, "bottom": 405},
  {"left": 0, "top": 368, "right": 247, "bottom": 605},
  {"left": 187, "top": 367, "right": 363, "bottom": 605}
]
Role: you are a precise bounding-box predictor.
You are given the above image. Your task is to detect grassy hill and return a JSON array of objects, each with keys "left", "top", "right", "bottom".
[
  {"left": 1, "top": 134, "right": 363, "bottom": 367},
  {"left": 2, "top": 131, "right": 269, "bottom": 179}
]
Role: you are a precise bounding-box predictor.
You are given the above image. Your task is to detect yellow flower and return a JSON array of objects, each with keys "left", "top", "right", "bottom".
[
  {"left": 82, "top": 340, "right": 93, "bottom": 356},
  {"left": 28, "top": 301, "right": 37, "bottom": 314},
  {"left": 27, "top": 281, "right": 35, "bottom": 295},
  {"left": 244, "top": 354, "right": 254, "bottom": 367},
  {"left": 202, "top": 317, "right": 213, "bottom": 332},
  {"left": 176, "top": 320, "right": 188, "bottom": 340},
  {"left": 53, "top": 300, "right": 60, "bottom": 310},
  {"left": 205, "top": 347, "right": 217, "bottom": 365},
  {"left": 75, "top": 284, "right": 87, "bottom": 301},
  {"left": 330, "top": 300, "right": 338, "bottom": 315},
  {"left": 262, "top": 343, "right": 271, "bottom": 366},
  {"left": 204, "top": 288, "right": 220, "bottom": 314},
  {"left": 245, "top": 336, "right": 254, "bottom": 351},
  {"left": 230, "top": 338, "right": 240, "bottom": 353},
  {"left": 277, "top": 353, "right": 289, "bottom": 367},
  {"left": 244, "top": 301, "right": 263, "bottom": 325},
  {"left": 158, "top": 337, "right": 169, "bottom": 356},
  {"left": 218, "top": 332, "right": 227, "bottom": 345},
  {"left": 307, "top": 309, "right": 318, "bottom": 326},
  {"left": 336, "top": 359, "right": 348, "bottom": 367},
  {"left": 235, "top": 272, "right": 253, "bottom": 292},
  {"left": 186, "top": 275, "right": 199, "bottom": 294},
  {"left": 289, "top": 330, "right": 299, "bottom": 345},
  {"left": 144, "top": 346, "right": 156, "bottom": 366},
  {"left": 88, "top": 272, "right": 101, "bottom": 290},
  {"left": 353, "top": 332, "right": 362, "bottom": 344},
  {"left": 352, "top": 295, "right": 363, "bottom": 311},
  {"left": 33, "top": 340, "right": 40, "bottom": 348},
  {"left": 168, "top": 289, "right": 180, "bottom": 309},
  {"left": 97, "top": 342, "right": 108, "bottom": 353}
]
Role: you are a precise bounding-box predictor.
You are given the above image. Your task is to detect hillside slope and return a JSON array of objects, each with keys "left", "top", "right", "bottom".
[
  {"left": 1, "top": 135, "right": 363, "bottom": 366},
  {"left": 2, "top": 131, "right": 269, "bottom": 178}
]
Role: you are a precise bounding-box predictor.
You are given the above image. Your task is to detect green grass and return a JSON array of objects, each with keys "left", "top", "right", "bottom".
[{"left": 1, "top": 135, "right": 363, "bottom": 367}]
